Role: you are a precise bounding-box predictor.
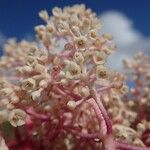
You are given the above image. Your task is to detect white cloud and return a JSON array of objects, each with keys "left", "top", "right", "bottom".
[{"left": 99, "top": 11, "right": 150, "bottom": 72}]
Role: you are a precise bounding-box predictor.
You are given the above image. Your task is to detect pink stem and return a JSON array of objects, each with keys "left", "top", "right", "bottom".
[
  {"left": 97, "top": 83, "right": 115, "bottom": 92},
  {"left": 87, "top": 98, "right": 107, "bottom": 138},
  {"left": 26, "top": 107, "right": 49, "bottom": 121},
  {"left": 92, "top": 89, "right": 112, "bottom": 134}
]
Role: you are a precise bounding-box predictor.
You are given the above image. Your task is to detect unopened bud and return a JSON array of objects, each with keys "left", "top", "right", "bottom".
[{"left": 67, "top": 100, "right": 76, "bottom": 110}]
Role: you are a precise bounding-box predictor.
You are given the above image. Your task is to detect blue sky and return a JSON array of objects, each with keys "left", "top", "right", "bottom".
[{"left": 0, "top": 0, "right": 150, "bottom": 39}]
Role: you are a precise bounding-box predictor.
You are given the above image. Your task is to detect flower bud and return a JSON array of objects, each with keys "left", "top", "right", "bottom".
[
  {"left": 39, "top": 10, "right": 49, "bottom": 22},
  {"left": 39, "top": 80, "right": 48, "bottom": 88},
  {"left": 52, "top": 7, "right": 62, "bottom": 17},
  {"left": 93, "top": 51, "right": 107, "bottom": 65},
  {"left": 34, "top": 63, "right": 45, "bottom": 73},
  {"left": 31, "top": 89, "right": 42, "bottom": 101},
  {"left": 137, "top": 123, "right": 146, "bottom": 133},
  {"left": 67, "top": 100, "right": 76, "bottom": 110},
  {"left": 0, "top": 88, "right": 13, "bottom": 97},
  {"left": 73, "top": 52, "right": 84, "bottom": 64},
  {"left": 70, "top": 26, "right": 80, "bottom": 37},
  {"left": 8, "top": 109, "right": 26, "bottom": 127},
  {"left": 96, "top": 65, "right": 109, "bottom": 80},
  {"left": 21, "top": 78, "right": 36, "bottom": 92},
  {"left": 75, "top": 36, "right": 86, "bottom": 51}
]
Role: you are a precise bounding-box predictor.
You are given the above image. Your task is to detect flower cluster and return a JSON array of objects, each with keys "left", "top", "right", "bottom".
[
  {"left": 0, "top": 4, "right": 149, "bottom": 150},
  {"left": 123, "top": 52, "right": 150, "bottom": 147}
]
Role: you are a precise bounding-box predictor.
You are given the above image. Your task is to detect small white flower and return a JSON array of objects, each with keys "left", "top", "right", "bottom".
[
  {"left": 70, "top": 26, "right": 81, "bottom": 37},
  {"left": 46, "top": 22, "right": 55, "bottom": 33},
  {"left": 39, "top": 80, "right": 48, "bottom": 88},
  {"left": 67, "top": 100, "right": 76, "bottom": 110},
  {"left": 34, "top": 25, "right": 46, "bottom": 33},
  {"left": 73, "top": 52, "right": 84, "bottom": 64},
  {"left": 0, "top": 88, "right": 13, "bottom": 97},
  {"left": 39, "top": 10, "right": 49, "bottom": 22},
  {"left": 31, "top": 88, "right": 42, "bottom": 101},
  {"left": 93, "top": 51, "right": 107, "bottom": 65},
  {"left": 93, "top": 37, "right": 106, "bottom": 48},
  {"left": 57, "top": 21, "right": 69, "bottom": 33},
  {"left": 65, "top": 61, "right": 81, "bottom": 80},
  {"left": 81, "top": 18, "right": 90, "bottom": 33},
  {"left": 25, "top": 56, "right": 38, "bottom": 66},
  {"left": 34, "top": 63, "right": 45, "bottom": 73},
  {"left": 52, "top": 7, "right": 62, "bottom": 17},
  {"left": 119, "top": 85, "right": 129, "bottom": 94},
  {"left": 75, "top": 36, "right": 87, "bottom": 51},
  {"left": 73, "top": 86, "right": 90, "bottom": 97},
  {"left": 96, "top": 65, "right": 109, "bottom": 80},
  {"left": 8, "top": 109, "right": 26, "bottom": 127},
  {"left": 70, "top": 15, "right": 79, "bottom": 26},
  {"left": 21, "top": 78, "right": 36, "bottom": 92},
  {"left": 88, "top": 30, "right": 97, "bottom": 41},
  {"left": 21, "top": 66, "right": 33, "bottom": 73}
]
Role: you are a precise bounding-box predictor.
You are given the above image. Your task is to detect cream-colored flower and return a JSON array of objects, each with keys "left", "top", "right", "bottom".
[
  {"left": 73, "top": 86, "right": 90, "bottom": 97},
  {"left": 46, "top": 22, "right": 55, "bottom": 33},
  {"left": 0, "top": 79, "right": 8, "bottom": 89},
  {"left": 21, "top": 78, "right": 36, "bottom": 92},
  {"left": 65, "top": 61, "right": 81, "bottom": 80},
  {"left": 39, "top": 10, "right": 49, "bottom": 22},
  {"left": 34, "top": 25, "right": 46, "bottom": 33},
  {"left": 81, "top": 18, "right": 90, "bottom": 33},
  {"left": 133, "top": 138, "right": 145, "bottom": 147},
  {"left": 27, "top": 46, "right": 40, "bottom": 56},
  {"left": 93, "top": 51, "right": 107, "bottom": 65},
  {"left": 21, "top": 65, "right": 33, "bottom": 73},
  {"left": 56, "top": 21, "right": 69, "bottom": 33},
  {"left": 83, "top": 50, "right": 94, "bottom": 60},
  {"left": 8, "top": 109, "right": 26, "bottom": 127},
  {"left": 25, "top": 56, "right": 38, "bottom": 66},
  {"left": 119, "top": 85, "right": 129, "bottom": 94},
  {"left": 0, "top": 88, "right": 13, "bottom": 97},
  {"left": 113, "top": 124, "right": 137, "bottom": 143},
  {"left": 70, "top": 15, "right": 79, "bottom": 26},
  {"left": 39, "top": 80, "right": 48, "bottom": 88},
  {"left": 31, "top": 88, "right": 43, "bottom": 101},
  {"left": 75, "top": 36, "right": 87, "bottom": 51},
  {"left": 93, "top": 37, "right": 106, "bottom": 48},
  {"left": 73, "top": 52, "right": 84, "bottom": 64},
  {"left": 10, "top": 94, "right": 20, "bottom": 104},
  {"left": 88, "top": 30, "right": 97, "bottom": 41},
  {"left": 52, "top": 7, "right": 62, "bottom": 17},
  {"left": 34, "top": 63, "right": 45, "bottom": 73},
  {"left": 96, "top": 65, "right": 109, "bottom": 80},
  {"left": 67, "top": 100, "right": 76, "bottom": 110},
  {"left": 70, "top": 26, "right": 81, "bottom": 37},
  {"left": 137, "top": 123, "right": 146, "bottom": 134}
]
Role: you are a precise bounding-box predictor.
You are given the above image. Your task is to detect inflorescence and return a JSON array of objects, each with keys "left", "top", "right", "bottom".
[{"left": 0, "top": 4, "right": 149, "bottom": 150}]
